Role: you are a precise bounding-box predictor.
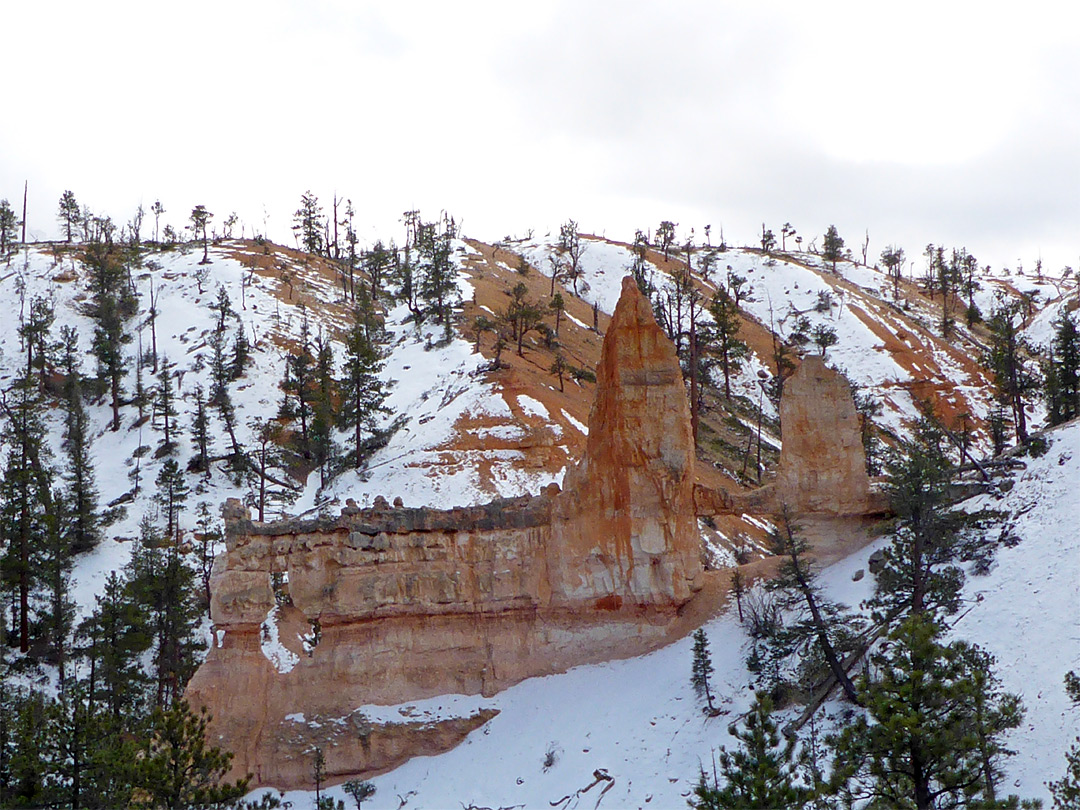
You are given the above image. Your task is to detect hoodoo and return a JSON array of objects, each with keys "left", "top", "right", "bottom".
[
  {"left": 187, "top": 277, "right": 705, "bottom": 788},
  {"left": 186, "top": 276, "right": 881, "bottom": 788}
]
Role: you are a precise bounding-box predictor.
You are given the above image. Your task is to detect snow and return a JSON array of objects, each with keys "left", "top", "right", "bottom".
[
  {"left": 516, "top": 394, "right": 549, "bottom": 421},
  {"left": 5, "top": 238, "right": 1076, "bottom": 808},
  {"left": 260, "top": 606, "right": 299, "bottom": 675},
  {"left": 561, "top": 411, "right": 588, "bottom": 436},
  {"left": 271, "top": 422, "right": 1080, "bottom": 809}
]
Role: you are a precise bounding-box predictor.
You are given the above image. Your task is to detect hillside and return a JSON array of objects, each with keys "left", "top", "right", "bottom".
[{"left": 0, "top": 224, "right": 1076, "bottom": 807}]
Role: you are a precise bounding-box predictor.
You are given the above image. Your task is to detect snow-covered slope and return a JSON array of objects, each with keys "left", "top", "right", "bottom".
[
  {"left": 3, "top": 233, "right": 1076, "bottom": 807},
  {"left": 275, "top": 420, "right": 1080, "bottom": 808},
  {"left": 0, "top": 241, "right": 560, "bottom": 620}
]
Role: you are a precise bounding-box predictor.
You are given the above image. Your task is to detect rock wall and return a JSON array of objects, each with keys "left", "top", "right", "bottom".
[
  {"left": 188, "top": 282, "right": 885, "bottom": 789},
  {"left": 187, "top": 277, "right": 704, "bottom": 789}
]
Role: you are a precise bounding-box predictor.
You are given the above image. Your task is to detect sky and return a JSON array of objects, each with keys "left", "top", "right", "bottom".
[{"left": 3, "top": 0, "right": 1078, "bottom": 273}]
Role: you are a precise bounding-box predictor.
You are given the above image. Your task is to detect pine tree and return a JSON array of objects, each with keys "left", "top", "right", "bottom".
[
  {"left": 0, "top": 342, "right": 56, "bottom": 654},
  {"left": 822, "top": 225, "right": 845, "bottom": 272},
  {"left": 190, "top": 384, "right": 213, "bottom": 477},
  {"left": 293, "top": 191, "right": 325, "bottom": 255},
  {"left": 704, "top": 286, "right": 748, "bottom": 400},
  {"left": 763, "top": 508, "right": 862, "bottom": 704},
  {"left": 231, "top": 319, "right": 251, "bottom": 379},
  {"left": 869, "top": 414, "right": 979, "bottom": 623},
  {"left": 80, "top": 570, "right": 151, "bottom": 719},
  {"left": 59, "top": 325, "right": 101, "bottom": 553},
  {"left": 344, "top": 778, "right": 377, "bottom": 807},
  {"left": 282, "top": 309, "right": 315, "bottom": 457},
  {"left": 311, "top": 329, "right": 338, "bottom": 487},
  {"left": 1045, "top": 310, "right": 1080, "bottom": 426},
  {"left": 189, "top": 205, "right": 213, "bottom": 264},
  {"left": 154, "top": 357, "right": 180, "bottom": 457},
  {"left": 986, "top": 299, "right": 1039, "bottom": 445},
  {"left": 247, "top": 418, "right": 298, "bottom": 522},
  {"left": 1049, "top": 671, "right": 1080, "bottom": 809},
  {"left": 132, "top": 700, "right": 249, "bottom": 808},
  {"left": 828, "top": 614, "right": 1028, "bottom": 810},
  {"left": 693, "top": 693, "right": 811, "bottom": 809},
  {"left": 155, "top": 459, "right": 189, "bottom": 543},
  {"left": 0, "top": 199, "right": 19, "bottom": 257},
  {"left": 85, "top": 237, "right": 134, "bottom": 431},
  {"left": 417, "top": 216, "right": 460, "bottom": 340},
  {"left": 655, "top": 220, "right": 676, "bottom": 261},
  {"left": 559, "top": 219, "right": 588, "bottom": 292},
  {"left": 339, "top": 304, "right": 387, "bottom": 470},
  {"left": 58, "top": 190, "right": 81, "bottom": 243},
  {"left": 19, "top": 294, "right": 57, "bottom": 394},
  {"left": 126, "top": 515, "right": 202, "bottom": 708},
  {"left": 691, "top": 628, "right": 717, "bottom": 713}
]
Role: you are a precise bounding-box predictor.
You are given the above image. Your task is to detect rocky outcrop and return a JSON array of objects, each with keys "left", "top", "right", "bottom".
[
  {"left": 187, "top": 277, "right": 705, "bottom": 789},
  {"left": 188, "top": 281, "right": 888, "bottom": 789},
  {"left": 694, "top": 354, "right": 885, "bottom": 518},
  {"left": 774, "top": 355, "right": 877, "bottom": 515},
  {"left": 549, "top": 277, "right": 702, "bottom": 607}
]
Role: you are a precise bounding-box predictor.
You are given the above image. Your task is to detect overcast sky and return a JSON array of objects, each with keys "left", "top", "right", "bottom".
[{"left": 3, "top": 0, "right": 1078, "bottom": 272}]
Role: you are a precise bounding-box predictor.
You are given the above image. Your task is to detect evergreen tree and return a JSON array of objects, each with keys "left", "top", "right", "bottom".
[
  {"left": 127, "top": 515, "right": 202, "bottom": 708},
  {"left": 504, "top": 282, "right": 545, "bottom": 357},
  {"left": 293, "top": 191, "right": 325, "bottom": 255},
  {"left": 828, "top": 615, "right": 1028, "bottom": 810},
  {"left": 869, "top": 414, "right": 977, "bottom": 623},
  {"left": 247, "top": 418, "right": 298, "bottom": 522},
  {"left": 822, "top": 225, "right": 845, "bottom": 272},
  {"left": 154, "top": 357, "right": 180, "bottom": 457},
  {"left": 190, "top": 384, "right": 213, "bottom": 477},
  {"left": 0, "top": 199, "right": 18, "bottom": 257},
  {"left": 1045, "top": 310, "right": 1080, "bottom": 426},
  {"left": 85, "top": 236, "right": 135, "bottom": 431},
  {"left": 339, "top": 304, "right": 387, "bottom": 470},
  {"left": 704, "top": 285, "right": 748, "bottom": 400},
  {"left": 363, "top": 239, "right": 394, "bottom": 304},
  {"left": 155, "top": 459, "right": 189, "bottom": 544},
  {"left": 19, "top": 294, "right": 57, "bottom": 394},
  {"left": 1049, "top": 672, "right": 1080, "bottom": 809},
  {"left": 189, "top": 205, "right": 213, "bottom": 264},
  {"left": 344, "top": 778, "right": 376, "bottom": 808},
  {"left": 559, "top": 219, "right": 588, "bottom": 293},
  {"left": 132, "top": 700, "right": 249, "bottom": 809},
  {"left": 763, "top": 508, "right": 862, "bottom": 704},
  {"left": 880, "top": 245, "right": 906, "bottom": 297},
  {"left": 0, "top": 345, "right": 55, "bottom": 654},
  {"left": 986, "top": 299, "right": 1039, "bottom": 445},
  {"left": 1, "top": 689, "right": 50, "bottom": 807},
  {"left": 57, "top": 190, "right": 81, "bottom": 243},
  {"left": 281, "top": 309, "right": 315, "bottom": 457},
  {"left": 232, "top": 319, "right": 251, "bottom": 379},
  {"left": 693, "top": 693, "right": 812, "bottom": 810},
  {"left": 655, "top": 220, "right": 676, "bottom": 261},
  {"left": 691, "top": 628, "right": 717, "bottom": 714},
  {"left": 311, "top": 329, "right": 338, "bottom": 487},
  {"left": 416, "top": 216, "right": 460, "bottom": 340},
  {"left": 629, "top": 230, "right": 654, "bottom": 296},
  {"left": 80, "top": 570, "right": 151, "bottom": 719},
  {"left": 59, "top": 325, "right": 101, "bottom": 553}
]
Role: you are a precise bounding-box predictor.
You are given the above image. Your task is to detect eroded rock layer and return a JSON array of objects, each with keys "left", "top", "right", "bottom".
[{"left": 187, "top": 278, "right": 704, "bottom": 788}]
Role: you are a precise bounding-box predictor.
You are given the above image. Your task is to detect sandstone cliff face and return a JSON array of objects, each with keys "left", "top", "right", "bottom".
[
  {"left": 775, "top": 355, "right": 874, "bottom": 515},
  {"left": 187, "top": 276, "right": 705, "bottom": 789},
  {"left": 551, "top": 277, "right": 701, "bottom": 607},
  {"left": 188, "top": 283, "right": 886, "bottom": 790}
]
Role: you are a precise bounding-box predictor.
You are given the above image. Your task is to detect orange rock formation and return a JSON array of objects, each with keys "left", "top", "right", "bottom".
[
  {"left": 187, "top": 278, "right": 704, "bottom": 788},
  {"left": 187, "top": 278, "right": 882, "bottom": 789}
]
